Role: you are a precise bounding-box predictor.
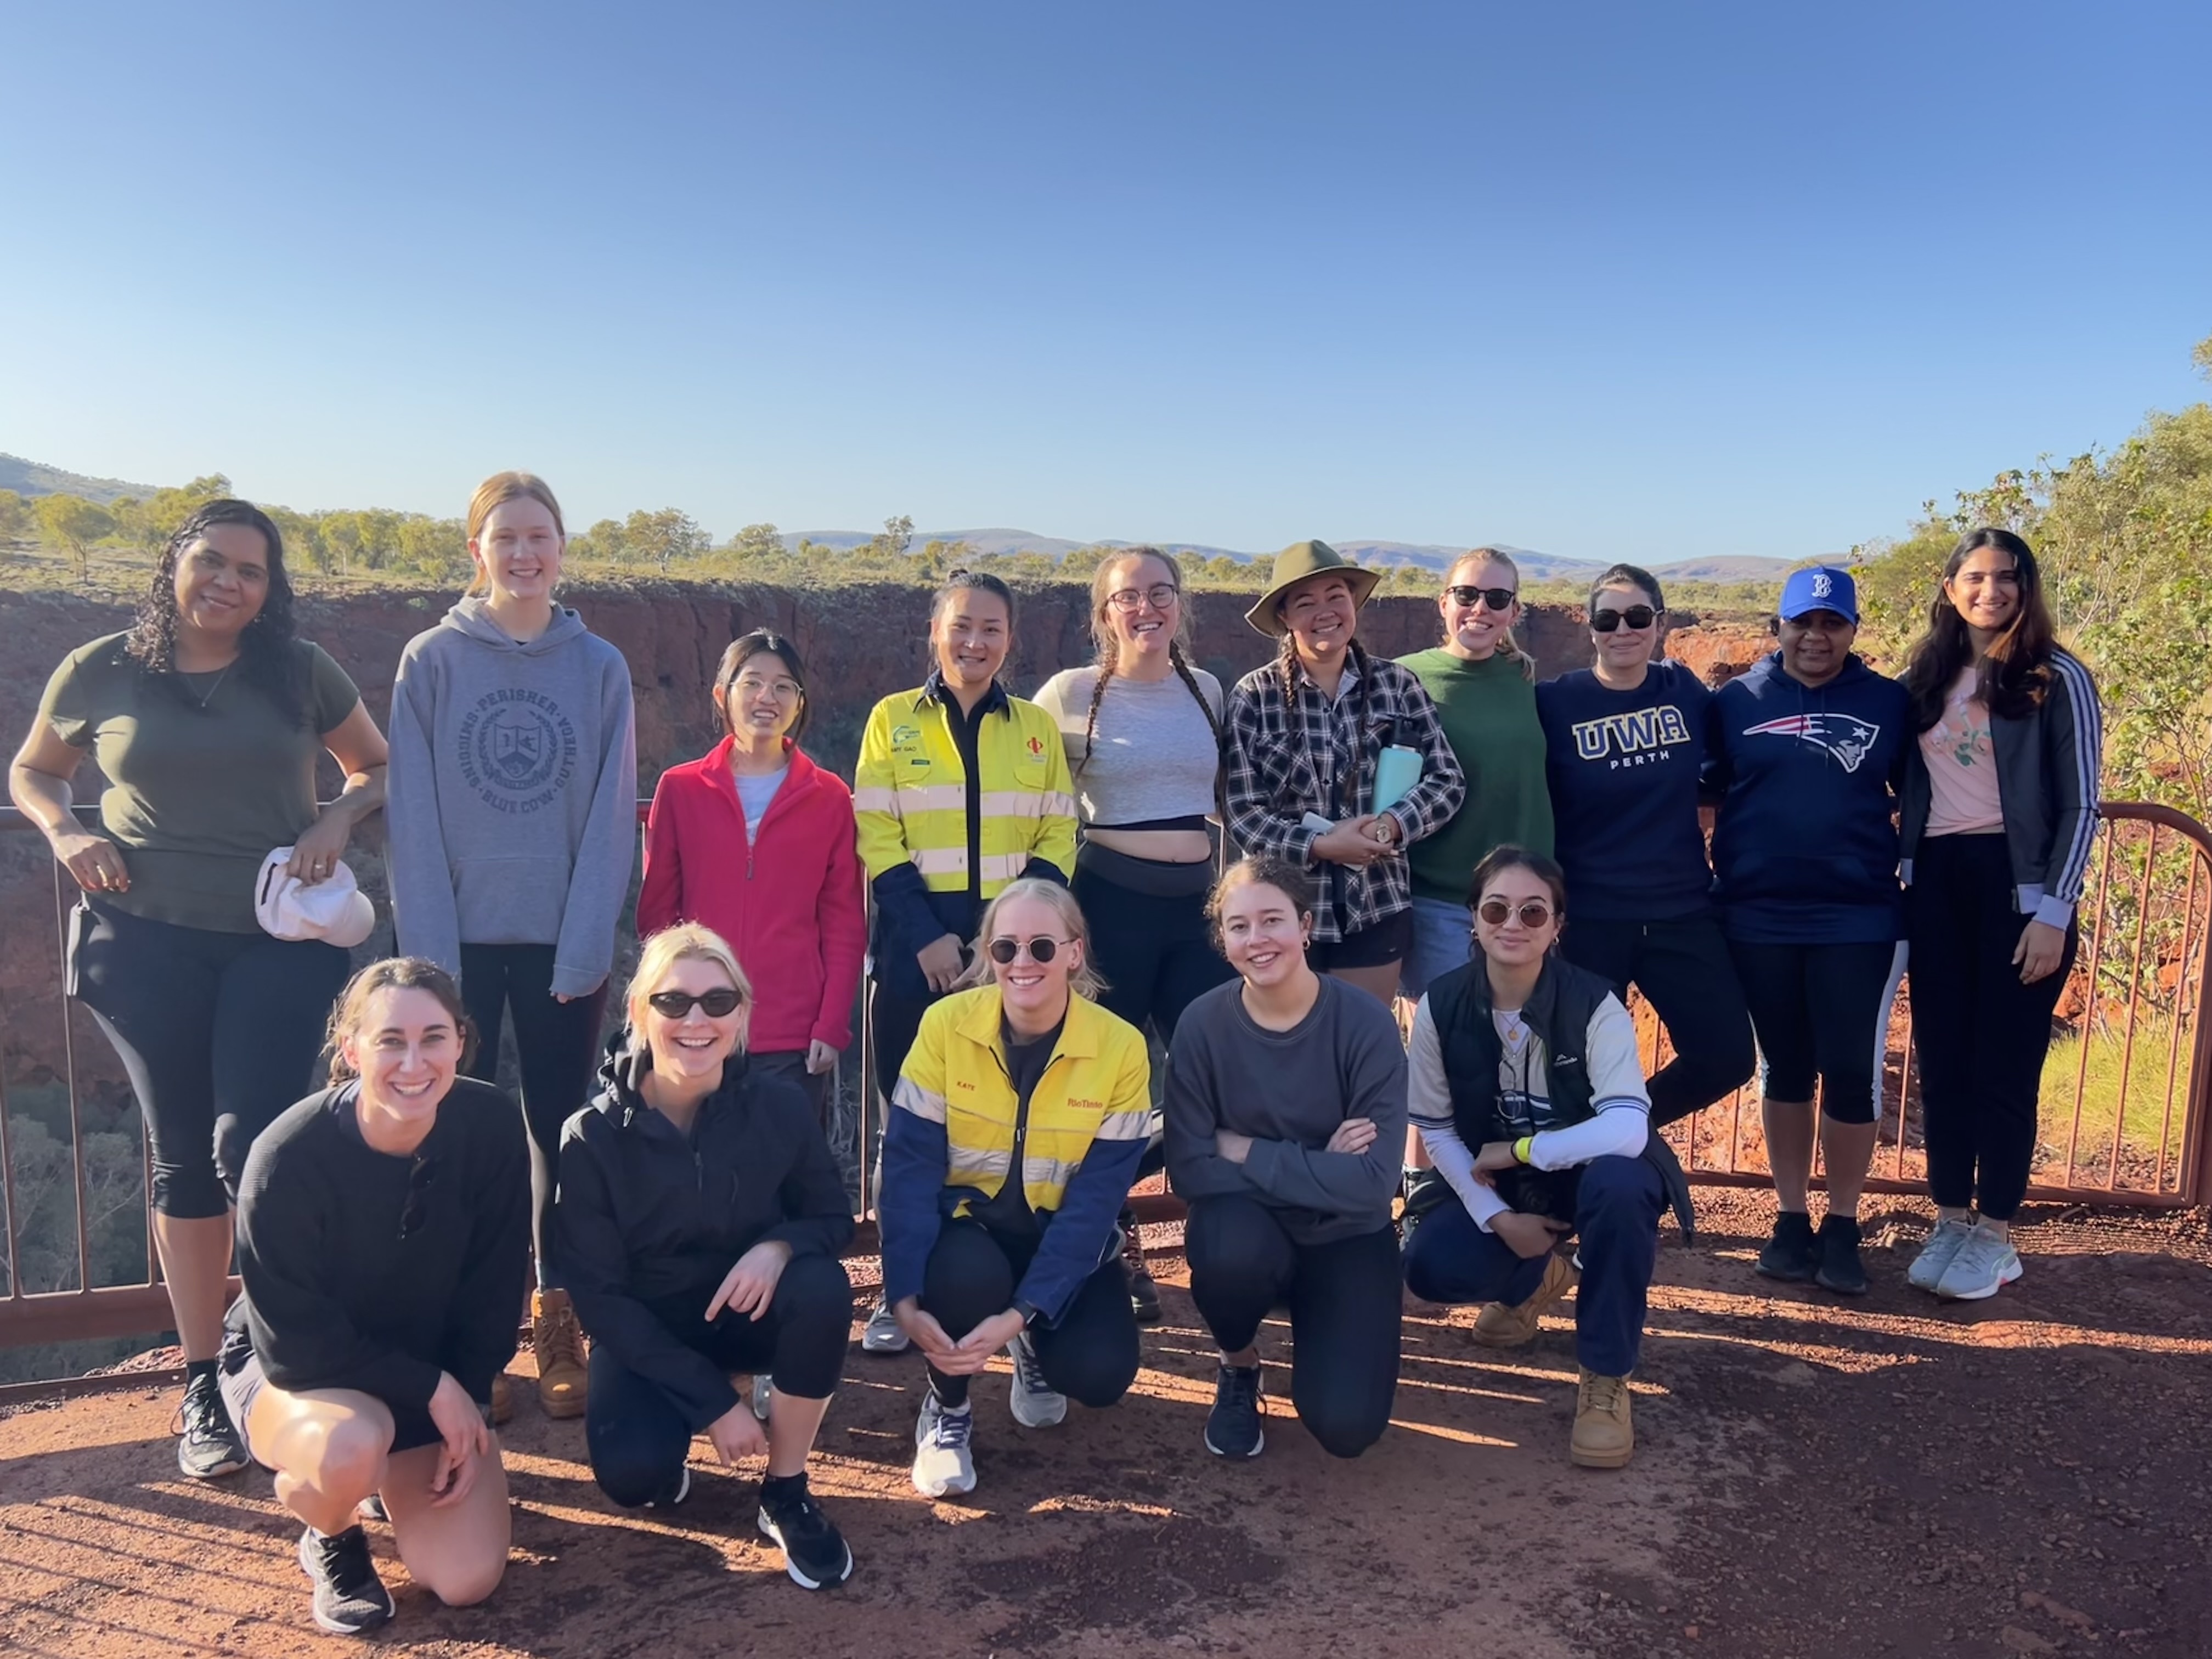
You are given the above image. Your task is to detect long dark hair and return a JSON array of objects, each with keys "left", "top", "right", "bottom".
[
  {"left": 1899, "top": 528, "right": 2061, "bottom": 729},
  {"left": 123, "top": 499, "right": 307, "bottom": 727},
  {"left": 713, "top": 628, "right": 809, "bottom": 741}
]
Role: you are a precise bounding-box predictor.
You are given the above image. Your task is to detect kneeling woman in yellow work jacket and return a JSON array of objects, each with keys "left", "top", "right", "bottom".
[
  {"left": 880, "top": 878, "right": 1152, "bottom": 1499},
  {"left": 854, "top": 569, "right": 1079, "bottom": 1352}
]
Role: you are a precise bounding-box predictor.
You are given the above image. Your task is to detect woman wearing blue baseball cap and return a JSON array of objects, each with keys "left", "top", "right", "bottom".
[
  {"left": 1895, "top": 529, "right": 2101, "bottom": 1301},
  {"left": 1706, "top": 565, "right": 1910, "bottom": 1294}
]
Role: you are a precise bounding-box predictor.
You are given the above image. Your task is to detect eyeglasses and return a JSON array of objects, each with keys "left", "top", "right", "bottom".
[
  {"left": 988, "top": 935, "right": 1072, "bottom": 965},
  {"left": 399, "top": 1154, "right": 439, "bottom": 1242},
  {"left": 1476, "top": 898, "right": 1555, "bottom": 929},
  {"left": 1590, "top": 605, "right": 1662, "bottom": 633},
  {"left": 1106, "top": 583, "right": 1180, "bottom": 613},
  {"left": 647, "top": 988, "right": 744, "bottom": 1019},
  {"left": 729, "top": 675, "right": 802, "bottom": 702},
  {"left": 1444, "top": 585, "right": 1517, "bottom": 611}
]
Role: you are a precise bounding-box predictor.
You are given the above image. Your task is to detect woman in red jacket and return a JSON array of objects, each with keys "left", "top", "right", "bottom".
[{"left": 637, "top": 630, "right": 866, "bottom": 1120}]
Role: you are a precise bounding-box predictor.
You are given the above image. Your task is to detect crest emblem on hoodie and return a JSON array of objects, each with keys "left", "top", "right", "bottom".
[
  {"left": 1742, "top": 712, "right": 1881, "bottom": 774},
  {"left": 460, "top": 689, "right": 579, "bottom": 811}
]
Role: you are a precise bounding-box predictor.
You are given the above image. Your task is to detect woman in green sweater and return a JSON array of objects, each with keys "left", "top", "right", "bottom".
[{"left": 1397, "top": 549, "right": 1555, "bottom": 999}]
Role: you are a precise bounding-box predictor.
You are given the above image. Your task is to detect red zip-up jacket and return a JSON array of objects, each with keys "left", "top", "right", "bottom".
[{"left": 637, "top": 738, "right": 866, "bottom": 1055}]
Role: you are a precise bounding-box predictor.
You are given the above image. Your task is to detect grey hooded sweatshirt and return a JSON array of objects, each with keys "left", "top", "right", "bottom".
[{"left": 387, "top": 598, "right": 637, "bottom": 998}]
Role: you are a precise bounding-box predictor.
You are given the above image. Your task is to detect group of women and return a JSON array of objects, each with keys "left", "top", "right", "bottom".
[{"left": 7, "top": 472, "right": 2102, "bottom": 1634}]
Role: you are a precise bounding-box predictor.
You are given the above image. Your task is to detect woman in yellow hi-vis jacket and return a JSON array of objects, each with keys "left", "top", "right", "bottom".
[
  {"left": 880, "top": 879, "right": 1152, "bottom": 1498},
  {"left": 853, "top": 569, "right": 1079, "bottom": 1351}
]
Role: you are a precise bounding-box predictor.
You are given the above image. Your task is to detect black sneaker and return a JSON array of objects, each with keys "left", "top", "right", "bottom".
[
  {"left": 1814, "top": 1214, "right": 1869, "bottom": 1295},
  {"left": 756, "top": 1476, "right": 854, "bottom": 1589},
  {"left": 297, "top": 1525, "right": 395, "bottom": 1636},
  {"left": 1205, "top": 1364, "right": 1265, "bottom": 1459},
  {"left": 1121, "top": 1207, "right": 1162, "bottom": 1323},
  {"left": 176, "top": 1371, "right": 249, "bottom": 1479},
  {"left": 1400, "top": 1166, "right": 1450, "bottom": 1247},
  {"left": 1755, "top": 1211, "right": 1819, "bottom": 1283}
]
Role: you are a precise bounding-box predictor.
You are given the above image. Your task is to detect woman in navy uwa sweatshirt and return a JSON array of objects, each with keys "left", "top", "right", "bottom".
[{"left": 1706, "top": 566, "right": 1908, "bottom": 1296}]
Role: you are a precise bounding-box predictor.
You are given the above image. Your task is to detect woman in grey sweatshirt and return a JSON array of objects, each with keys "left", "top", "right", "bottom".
[
  {"left": 386, "top": 471, "right": 637, "bottom": 1421},
  {"left": 1164, "top": 854, "right": 1407, "bottom": 1464}
]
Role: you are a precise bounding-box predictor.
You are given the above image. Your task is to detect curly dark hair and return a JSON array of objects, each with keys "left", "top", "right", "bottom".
[{"left": 123, "top": 499, "right": 308, "bottom": 727}]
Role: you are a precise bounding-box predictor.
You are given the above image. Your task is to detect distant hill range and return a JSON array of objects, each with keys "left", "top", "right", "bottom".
[
  {"left": 0, "top": 454, "right": 161, "bottom": 505},
  {"left": 789, "top": 528, "right": 1804, "bottom": 582}
]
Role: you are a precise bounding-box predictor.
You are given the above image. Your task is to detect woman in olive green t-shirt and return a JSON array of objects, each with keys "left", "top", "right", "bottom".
[{"left": 7, "top": 499, "right": 389, "bottom": 1483}]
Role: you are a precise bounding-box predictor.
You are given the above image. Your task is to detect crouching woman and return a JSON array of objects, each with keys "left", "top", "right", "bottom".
[
  {"left": 223, "top": 958, "right": 529, "bottom": 1637},
  {"left": 550, "top": 924, "right": 857, "bottom": 1590},
  {"left": 1401, "top": 846, "right": 1693, "bottom": 1469}
]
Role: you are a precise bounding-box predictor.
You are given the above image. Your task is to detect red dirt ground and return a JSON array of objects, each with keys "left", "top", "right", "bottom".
[{"left": 4, "top": 1196, "right": 2210, "bottom": 1659}]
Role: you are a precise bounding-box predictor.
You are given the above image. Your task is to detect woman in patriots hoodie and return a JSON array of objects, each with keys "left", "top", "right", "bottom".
[
  {"left": 386, "top": 471, "right": 637, "bottom": 1421},
  {"left": 1706, "top": 566, "right": 1908, "bottom": 1296}
]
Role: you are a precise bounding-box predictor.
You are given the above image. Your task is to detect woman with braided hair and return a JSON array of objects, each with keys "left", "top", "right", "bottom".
[
  {"left": 10, "top": 499, "right": 388, "bottom": 1481},
  {"left": 1034, "top": 549, "right": 1230, "bottom": 1319}
]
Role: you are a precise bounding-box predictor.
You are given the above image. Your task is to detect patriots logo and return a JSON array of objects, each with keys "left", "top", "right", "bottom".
[{"left": 1742, "top": 712, "right": 1881, "bottom": 772}]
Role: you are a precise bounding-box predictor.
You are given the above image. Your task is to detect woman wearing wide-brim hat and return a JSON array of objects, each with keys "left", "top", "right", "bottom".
[{"left": 1222, "top": 540, "right": 1465, "bottom": 1008}]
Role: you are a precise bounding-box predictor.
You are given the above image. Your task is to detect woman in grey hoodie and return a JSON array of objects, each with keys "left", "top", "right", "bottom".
[{"left": 386, "top": 471, "right": 637, "bottom": 1421}]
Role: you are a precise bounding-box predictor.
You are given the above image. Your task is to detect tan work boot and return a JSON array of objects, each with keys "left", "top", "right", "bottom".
[
  {"left": 1570, "top": 1367, "right": 1634, "bottom": 1468},
  {"left": 1472, "top": 1252, "right": 1580, "bottom": 1348},
  {"left": 532, "top": 1288, "right": 589, "bottom": 1419},
  {"left": 489, "top": 1372, "right": 515, "bottom": 1426}
]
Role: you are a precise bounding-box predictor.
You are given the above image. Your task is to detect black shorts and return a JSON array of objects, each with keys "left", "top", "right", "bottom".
[
  {"left": 218, "top": 1326, "right": 445, "bottom": 1459},
  {"left": 1306, "top": 907, "right": 1413, "bottom": 973}
]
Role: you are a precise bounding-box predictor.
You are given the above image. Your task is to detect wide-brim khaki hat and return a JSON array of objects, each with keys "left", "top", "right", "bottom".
[{"left": 1244, "top": 540, "right": 1383, "bottom": 637}]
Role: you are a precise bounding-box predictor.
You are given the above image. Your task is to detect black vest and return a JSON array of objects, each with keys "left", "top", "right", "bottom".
[{"left": 1429, "top": 956, "right": 1696, "bottom": 1240}]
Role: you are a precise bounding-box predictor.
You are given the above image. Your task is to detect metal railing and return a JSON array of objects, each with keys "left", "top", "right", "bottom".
[{"left": 4, "top": 798, "right": 2209, "bottom": 1365}]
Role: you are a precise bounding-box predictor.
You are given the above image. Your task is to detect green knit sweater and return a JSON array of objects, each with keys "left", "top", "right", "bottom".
[{"left": 1396, "top": 647, "right": 1555, "bottom": 903}]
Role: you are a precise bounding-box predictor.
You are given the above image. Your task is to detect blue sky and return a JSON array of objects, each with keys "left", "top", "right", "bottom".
[{"left": 5, "top": 2, "right": 2207, "bottom": 562}]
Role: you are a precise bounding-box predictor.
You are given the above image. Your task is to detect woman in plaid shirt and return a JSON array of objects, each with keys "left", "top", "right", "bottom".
[{"left": 1223, "top": 541, "right": 1466, "bottom": 1009}]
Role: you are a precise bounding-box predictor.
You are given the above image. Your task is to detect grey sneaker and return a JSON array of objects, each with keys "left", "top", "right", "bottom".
[
  {"left": 1005, "top": 1331, "right": 1066, "bottom": 1429},
  {"left": 861, "top": 1296, "right": 911, "bottom": 1354},
  {"left": 297, "top": 1525, "right": 394, "bottom": 1636},
  {"left": 911, "top": 1393, "right": 977, "bottom": 1498},
  {"left": 1934, "top": 1223, "right": 2023, "bottom": 1301},
  {"left": 176, "top": 1371, "right": 249, "bottom": 1480},
  {"left": 1906, "top": 1217, "right": 1975, "bottom": 1294}
]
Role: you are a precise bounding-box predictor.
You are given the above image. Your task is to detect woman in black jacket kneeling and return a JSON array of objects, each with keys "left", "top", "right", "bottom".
[{"left": 551, "top": 923, "right": 856, "bottom": 1590}]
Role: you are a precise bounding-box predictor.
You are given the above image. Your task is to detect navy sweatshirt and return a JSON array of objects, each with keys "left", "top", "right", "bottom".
[
  {"left": 1536, "top": 661, "right": 1715, "bottom": 922},
  {"left": 1705, "top": 651, "right": 1909, "bottom": 945}
]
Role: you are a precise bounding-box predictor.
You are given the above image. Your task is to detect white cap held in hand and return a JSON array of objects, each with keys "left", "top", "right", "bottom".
[{"left": 254, "top": 848, "right": 376, "bottom": 949}]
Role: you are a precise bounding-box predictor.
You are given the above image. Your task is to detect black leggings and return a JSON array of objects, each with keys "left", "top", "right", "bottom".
[
  {"left": 1183, "top": 1196, "right": 1401, "bottom": 1460},
  {"left": 1561, "top": 912, "right": 1756, "bottom": 1126},
  {"left": 1073, "top": 855, "right": 1232, "bottom": 1047},
  {"left": 919, "top": 1218, "right": 1138, "bottom": 1410},
  {"left": 585, "top": 1253, "right": 853, "bottom": 1509},
  {"left": 69, "top": 898, "right": 351, "bottom": 1218},
  {"left": 1728, "top": 937, "right": 1906, "bottom": 1125},
  {"left": 1905, "top": 833, "right": 2076, "bottom": 1221},
  {"left": 459, "top": 944, "right": 610, "bottom": 1269}
]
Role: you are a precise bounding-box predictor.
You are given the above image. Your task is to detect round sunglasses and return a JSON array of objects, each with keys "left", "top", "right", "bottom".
[
  {"left": 1476, "top": 898, "right": 1555, "bottom": 929},
  {"left": 1444, "top": 584, "right": 1517, "bottom": 611},
  {"left": 988, "top": 934, "right": 1073, "bottom": 965},
  {"left": 1590, "top": 605, "right": 1662, "bottom": 633},
  {"left": 647, "top": 988, "right": 744, "bottom": 1019}
]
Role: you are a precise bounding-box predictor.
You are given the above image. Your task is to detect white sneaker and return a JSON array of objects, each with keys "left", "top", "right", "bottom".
[
  {"left": 1005, "top": 1331, "right": 1066, "bottom": 1429},
  {"left": 912, "top": 1393, "right": 977, "bottom": 1498},
  {"left": 1934, "top": 1223, "right": 2023, "bottom": 1301},
  {"left": 1906, "top": 1217, "right": 1975, "bottom": 1294},
  {"left": 862, "top": 1296, "right": 911, "bottom": 1353},
  {"left": 751, "top": 1373, "right": 772, "bottom": 1421}
]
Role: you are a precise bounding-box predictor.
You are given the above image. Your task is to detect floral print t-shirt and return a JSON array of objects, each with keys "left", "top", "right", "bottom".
[{"left": 1921, "top": 666, "right": 2004, "bottom": 835}]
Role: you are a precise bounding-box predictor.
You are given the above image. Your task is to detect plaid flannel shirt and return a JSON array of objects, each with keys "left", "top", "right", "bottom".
[{"left": 1224, "top": 649, "right": 1467, "bottom": 943}]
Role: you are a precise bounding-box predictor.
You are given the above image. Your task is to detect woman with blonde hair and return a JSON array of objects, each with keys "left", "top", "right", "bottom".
[
  {"left": 221, "top": 958, "right": 529, "bottom": 1635},
  {"left": 550, "top": 924, "right": 856, "bottom": 1589},
  {"left": 387, "top": 470, "right": 637, "bottom": 1418},
  {"left": 879, "top": 879, "right": 1152, "bottom": 1499},
  {"left": 1034, "top": 548, "right": 1229, "bottom": 1318}
]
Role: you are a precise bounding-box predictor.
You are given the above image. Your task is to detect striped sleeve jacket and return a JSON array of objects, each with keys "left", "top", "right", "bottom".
[
  {"left": 1224, "top": 649, "right": 1468, "bottom": 943},
  {"left": 1899, "top": 646, "right": 2104, "bottom": 927}
]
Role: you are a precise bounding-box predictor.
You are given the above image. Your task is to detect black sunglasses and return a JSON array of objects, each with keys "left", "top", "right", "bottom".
[
  {"left": 1590, "top": 605, "right": 1662, "bottom": 632},
  {"left": 988, "top": 935, "right": 1071, "bottom": 965},
  {"left": 1444, "top": 585, "right": 1517, "bottom": 611},
  {"left": 647, "top": 988, "right": 744, "bottom": 1019},
  {"left": 398, "top": 1154, "right": 439, "bottom": 1242},
  {"left": 1476, "top": 898, "right": 1555, "bottom": 929}
]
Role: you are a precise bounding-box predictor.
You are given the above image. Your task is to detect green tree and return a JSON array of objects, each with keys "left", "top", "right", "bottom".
[
  {"left": 0, "top": 488, "right": 30, "bottom": 541},
  {"left": 730, "top": 522, "right": 786, "bottom": 561},
  {"left": 568, "top": 517, "right": 628, "bottom": 563},
  {"left": 35, "top": 493, "right": 114, "bottom": 581},
  {"left": 623, "top": 508, "right": 712, "bottom": 572}
]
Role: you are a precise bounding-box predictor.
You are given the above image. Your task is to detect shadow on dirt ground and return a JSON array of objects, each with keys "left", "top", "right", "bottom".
[{"left": 3, "top": 1195, "right": 2208, "bottom": 1658}]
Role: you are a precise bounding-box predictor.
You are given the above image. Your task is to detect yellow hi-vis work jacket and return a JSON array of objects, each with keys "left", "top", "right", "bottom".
[
  {"left": 881, "top": 986, "right": 1153, "bottom": 1321},
  {"left": 853, "top": 680, "right": 1078, "bottom": 967}
]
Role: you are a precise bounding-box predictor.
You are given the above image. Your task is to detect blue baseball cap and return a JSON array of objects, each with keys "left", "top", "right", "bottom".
[{"left": 1779, "top": 565, "right": 1859, "bottom": 622}]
